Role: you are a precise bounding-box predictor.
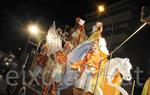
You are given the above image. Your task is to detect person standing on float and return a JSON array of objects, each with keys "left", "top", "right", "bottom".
[
  {"left": 71, "top": 22, "right": 109, "bottom": 94},
  {"left": 70, "top": 17, "right": 86, "bottom": 47}
]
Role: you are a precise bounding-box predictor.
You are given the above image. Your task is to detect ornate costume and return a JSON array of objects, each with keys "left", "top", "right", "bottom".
[
  {"left": 28, "top": 42, "right": 49, "bottom": 86},
  {"left": 51, "top": 51, "right": 67, "bottom": 82},
  {"left": 44, "top": 51, "right": 67, "bottom": 95},
  {"left": 70, "top": 17, "right": 86, "bottom": 47},
  {"left": 63, "top": 41, "right": 73, "bottom": 54},
  {"left": 71, "top": 22, "right": 109, "bottom": 93}
]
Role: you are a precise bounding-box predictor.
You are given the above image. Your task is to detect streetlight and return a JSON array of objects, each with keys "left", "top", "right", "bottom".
[
  {"left": 98, "top": 5, "right": 105, "bottom": 13},
  {"left": 27, "top": 25, "right": 39, "bottom": 35},
  {"left": 21, "top": 24, "right": 40, "bottom": 72},
  {"left": 23, "top": 24, "right": 39, "bottom": 54}
]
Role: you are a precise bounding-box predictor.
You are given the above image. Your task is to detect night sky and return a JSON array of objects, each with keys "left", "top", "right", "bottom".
[
  {"left": 0, "top": 0, "right": 127, "bottom": 54},
  {"left": 0, "top": 0, "right": 149, "bottom": 52},
  {"left": 0, "top": 0, "right": 149, "bottom": 55}
]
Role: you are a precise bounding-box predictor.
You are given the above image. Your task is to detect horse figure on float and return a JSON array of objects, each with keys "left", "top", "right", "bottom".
[
  {"left": 100, "top": 57, "right": 132, "bottom": 95},
  {"left": 60, "top": 41, "right": 132, "bottom": 95},
  {"left": 61, "top": 57, "right": 132, "bottom": 95}
]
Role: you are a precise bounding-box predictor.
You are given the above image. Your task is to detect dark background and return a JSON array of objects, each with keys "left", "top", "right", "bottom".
[
  {"left": 0, "top": 0, "right": 132, "bottom": 54},
  {"left": 0, "top": 0, "right": 149, "bottom": 55}
]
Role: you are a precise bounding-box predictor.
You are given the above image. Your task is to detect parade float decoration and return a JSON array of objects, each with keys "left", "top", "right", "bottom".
[
  {"left": 62, "top": 57, "right": 132, "bottom": 95},
  {"left": 15, "top": 6, "right": 150, "bottom": 95},
  {"left": 60, "top": 22, "right": 133, "bottom": 95},
  {"left": 46, "top": 22, "right": 63, "bottom": 55},
  {"left": 24, "top": 21, "right": 134, "bottom": 95},
  {"left": 61, "top": 34, "right": 132, "bottom": 95}
]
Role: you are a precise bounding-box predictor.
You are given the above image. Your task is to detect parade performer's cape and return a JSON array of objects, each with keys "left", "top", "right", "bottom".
[
  {"left": 68, "top": 41, "right": 92, "bottom": 64},
  {"left": 68, "top": 37, "right": 109, "bottom": 64}
]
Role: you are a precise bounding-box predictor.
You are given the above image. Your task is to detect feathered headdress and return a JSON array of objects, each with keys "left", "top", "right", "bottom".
[{"left": 46, "top": 21, "right": 62, "bottom": 55}]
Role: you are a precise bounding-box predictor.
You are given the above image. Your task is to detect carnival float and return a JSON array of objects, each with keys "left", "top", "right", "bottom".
[{"left": 17, "top": 9, "right": 150, "bottom": 94}]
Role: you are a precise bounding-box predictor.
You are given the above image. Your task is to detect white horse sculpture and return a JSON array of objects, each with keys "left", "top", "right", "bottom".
[
  {"left": 61, "top": 57, "right": 132, "bottom": 95},
  {"left": 98, "top": 57, "right": 132, "bottom": 95}
]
